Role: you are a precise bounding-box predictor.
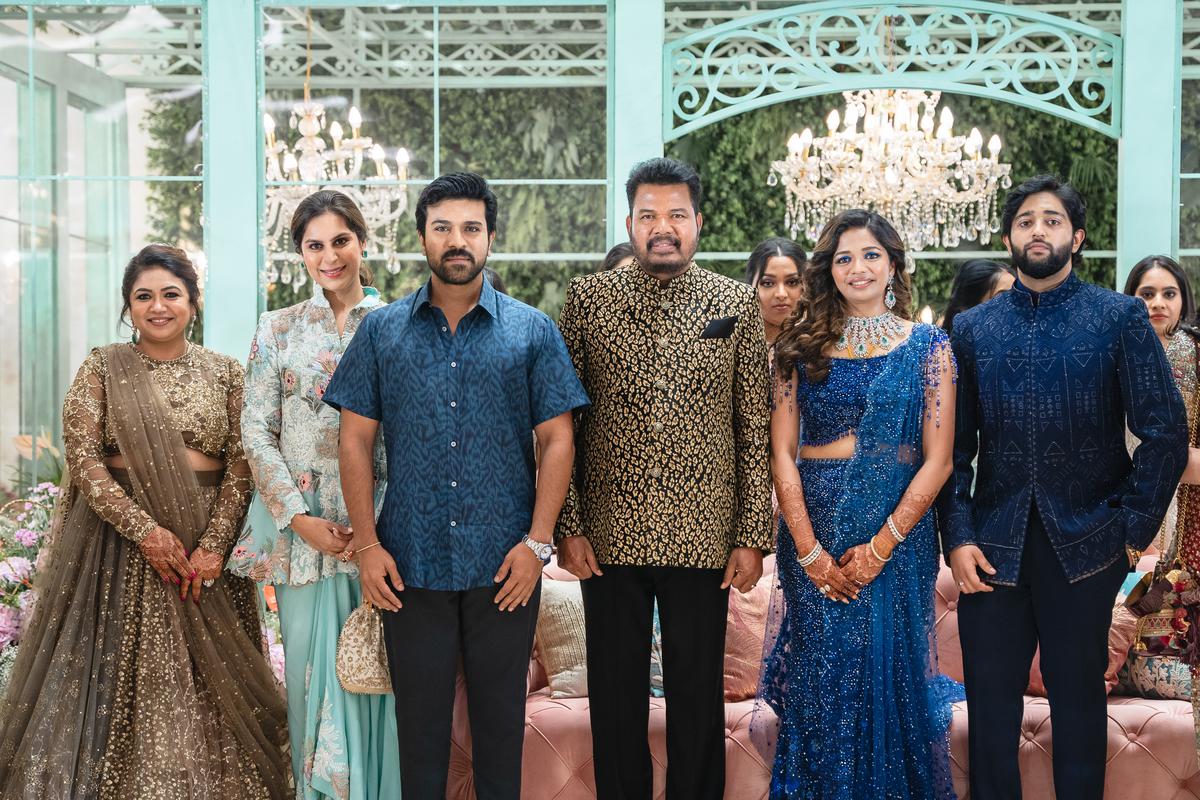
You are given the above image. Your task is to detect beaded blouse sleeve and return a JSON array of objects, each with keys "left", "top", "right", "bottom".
[
  {"left": 61, "top": 349, "right": 158, "bottom": 543},
  {"left": 197, "top": 357, "right": 255, "bottom": 556}
]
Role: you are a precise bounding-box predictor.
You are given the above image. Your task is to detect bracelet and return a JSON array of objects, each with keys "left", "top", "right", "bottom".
[
  {"left": 798, "top": 542, "right": 824, "bottom": 568},
  {"left": 353, "top": 541, "right": 381, "bottom": 556},
  {"left": 886, "top": 515, "right": 906, "bottom": 544},
  {"left": 869, "top": 537, "right": 893, "bottom": 563}
]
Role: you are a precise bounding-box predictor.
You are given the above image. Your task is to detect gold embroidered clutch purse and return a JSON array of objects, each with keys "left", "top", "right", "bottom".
[{"left": 335, "top": 602, "right": 392, "bottom": 695}]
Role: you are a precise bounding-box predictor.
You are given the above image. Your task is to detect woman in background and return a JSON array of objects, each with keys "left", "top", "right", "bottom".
[
  {"left": 231, "top": 190, "right": 399, "bottom": 800},
  {"left": 600, "top": 241, "right": 634, "bottom": 272},
  {"left": 941, "top": 259, "right": 1015, "bottom": 334},
  {"left": 1123, "top": 255, "right": 1200, "bottom": 758},
  {"left": 744, "top": 237, "right": 806, "bottom": 348}
]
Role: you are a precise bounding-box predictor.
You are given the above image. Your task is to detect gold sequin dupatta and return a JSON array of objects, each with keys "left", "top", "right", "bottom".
[{"left": 0, "top": 345, "right": 290, "bottom": 799}]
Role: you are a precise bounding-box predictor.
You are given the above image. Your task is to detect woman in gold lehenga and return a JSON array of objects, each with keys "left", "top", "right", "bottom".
[{"left": 0, "top": 245, "right": 290, "bottom": 799}]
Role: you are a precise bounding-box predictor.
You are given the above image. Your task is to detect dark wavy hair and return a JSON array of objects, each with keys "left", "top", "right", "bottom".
[
  {"left": 1001, "top": 174, "right": 1087, "bottom": 270},
  {"left": 120, "top": 244, "right": 202, "bottom": 335},
  {"left": 289, "top": 190, "right": 374, "bottom": 287},
  {"left": 942, "top": 259, "right": 1016, "bottom": 334},
  {"left": 743, "top": 236, "right": 807, "bottom": 285},
  {"left": 774, "top": 209, "right": 912, "bottom": 383},
  {"left": 416, "top": 171, "right": 498, "bottom": 236},
  {"left": 601, "top": 241, "right": 635, "bottom": 271},
  {"left": 1123, "top": 254, "right": 1197, "bottom": 339}
]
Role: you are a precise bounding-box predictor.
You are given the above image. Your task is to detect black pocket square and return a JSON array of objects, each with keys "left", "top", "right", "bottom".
[{"left": 700, "top": 316, "right": 738, "bottom": 339}]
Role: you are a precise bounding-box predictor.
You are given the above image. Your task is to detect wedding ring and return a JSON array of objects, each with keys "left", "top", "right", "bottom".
[
  {"left": 957, "top": 580, "right": 965, "bottom": 589},
  {"left": 819, "top": 584, "right": 829, "bottom": 594},
  {"left": 202, "top": 579, "right": 214, "bottom": 587}
]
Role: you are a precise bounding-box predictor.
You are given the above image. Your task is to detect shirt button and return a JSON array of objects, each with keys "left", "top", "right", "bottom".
[
  {"left": 441, "top": 326, "right": 448, "bottom": 332},
  {"left": 451, "top": 441, "right": 458, "bottom": 447},
  {"left": 451, "top": 361, "right": 457, "bottom": 368},
  {"left": 450, "top": 521, "right": 457, "bottom": 527},
  {"left": 656, "top": 337, "right": 669, "bottom": 349},
  {"left": 451, "top": 481, "right": 458, "bottom": 488},
  {"left": 652, "top": 422, "right": 664, "bottom": 433},
  {"left": 654, "top": 378, "right": 667, "bottom": 390},
  {"left": 649, "top": 467, "right": 662, "bottom": 478},
  {"left": 450, "top": 401, "right": 457, "bottom": 408},
  {"left": 660, "top": 300, "right": 671, "bottom": 311}
]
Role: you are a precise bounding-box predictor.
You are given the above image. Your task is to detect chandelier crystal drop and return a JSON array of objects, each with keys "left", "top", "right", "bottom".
[
  {"left": 768, "top": 90, "right": 1012, "bottom": 253},
  {"left": 264, "top": 89, "right": 411, "bottom": 282}
]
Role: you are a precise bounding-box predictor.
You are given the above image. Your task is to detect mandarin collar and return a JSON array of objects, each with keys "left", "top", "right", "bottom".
[
  {"left": 624, "top": 257, "right": 698, "bottom": 293},
  {"left": 310, "top": 284, "right": 382, "bottom": 313},
  {"left": 1010, "top": 268, "right": 1081, "bottom": 309},
  {"left": 410, "top": 275, "right": 499, "bottom": 319}
]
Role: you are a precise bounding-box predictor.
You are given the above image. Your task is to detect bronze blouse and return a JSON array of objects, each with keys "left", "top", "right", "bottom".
[{"left": 61, "top": 343, "right": 253, "bottom": 553}]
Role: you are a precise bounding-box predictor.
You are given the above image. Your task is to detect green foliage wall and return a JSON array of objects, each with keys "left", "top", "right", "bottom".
[{"left": 146, "top": 87, "right": 1119, "bottom": 319}]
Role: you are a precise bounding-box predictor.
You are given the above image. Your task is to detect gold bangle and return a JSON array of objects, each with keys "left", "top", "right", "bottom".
[
  {"left": 354, "top": 541, "right": 381, "bottom": 555},
  {"left": 869, "top": 537, "right": 892, "bottom": 563}
]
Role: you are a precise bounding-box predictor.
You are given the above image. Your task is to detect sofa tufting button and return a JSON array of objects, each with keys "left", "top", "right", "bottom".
[
  {"left": 1126, "top": 732, "right": 1137, "bottom": 742},
  {"left": 1023, "top": 730, "right": 1034, "bottom": 741},
  {"left": 947, "top": 601, "right": 957, "bottom": 611}
]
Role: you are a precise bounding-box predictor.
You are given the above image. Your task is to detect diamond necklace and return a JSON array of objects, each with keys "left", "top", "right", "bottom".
[{"left": 835, "top": 312, "right": 906, "bottom": 357}]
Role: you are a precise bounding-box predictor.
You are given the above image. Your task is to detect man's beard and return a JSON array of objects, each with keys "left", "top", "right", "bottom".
[
  {"left": 428, "top": 248, "right": 486, "bottom": 285},
  {"left": 635, "top": 234, "right": 695, "bottom": 276},
  {"left": 1010, "top": 240, "right": 1073, "bottom": 279}
]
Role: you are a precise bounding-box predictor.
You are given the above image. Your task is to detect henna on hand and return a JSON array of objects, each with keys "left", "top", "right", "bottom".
[{"left": 890, "top": 490, "right": 937, "bottom": 535}]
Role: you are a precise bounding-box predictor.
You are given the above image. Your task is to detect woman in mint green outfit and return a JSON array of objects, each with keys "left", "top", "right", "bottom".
[{"left": 230, "top": 190, "right": 399, "bottom": 799}]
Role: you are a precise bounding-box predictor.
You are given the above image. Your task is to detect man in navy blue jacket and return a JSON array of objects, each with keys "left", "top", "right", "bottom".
[{"left": 938, "top": 174, "right": 1187, "bottom": 800}]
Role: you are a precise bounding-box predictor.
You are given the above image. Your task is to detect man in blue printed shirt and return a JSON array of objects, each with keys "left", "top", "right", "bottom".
[
  {"left": 938, "top": 175, "right": 1187, "bottom": 800},
  {"left": 325, "top": 172, "right": 589, "bottom": 800}
]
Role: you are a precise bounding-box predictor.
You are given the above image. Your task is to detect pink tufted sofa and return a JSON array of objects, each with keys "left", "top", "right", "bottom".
[{"left": 443, "top": 557, "right": 1200, "bottom": 799}]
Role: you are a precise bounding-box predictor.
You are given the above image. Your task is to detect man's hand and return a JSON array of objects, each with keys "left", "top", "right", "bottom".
[
  {"left": 494, "top": 542, "right": 543, "bottom": 612},
  {"left": 557, "top": 535, "right": 603, "bottom": 580},
  {"left": 291, "top": 513, "right": 354, "bottom": 557},
  {"left": 722, "top": 547, "right": 764, "bottom": 593},
  {"left": 358, "top": 544, "right": 404, "bottom": 611},
  {"left": 948, "top": 544, "right": 995, "bottom": 594}
]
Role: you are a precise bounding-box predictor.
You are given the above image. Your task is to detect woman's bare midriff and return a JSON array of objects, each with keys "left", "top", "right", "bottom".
[
  {"left": 799, "top": 432, "right": 856, "bottom": 461},
  {"left": 106, "top": 448, "right": 224, "bottom": 472}
]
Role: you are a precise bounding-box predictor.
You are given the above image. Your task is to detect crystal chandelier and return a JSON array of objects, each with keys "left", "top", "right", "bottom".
[
  {"left": 767, "top": 89, "right": 1012, "bottom": 252},
  {"left": 262, "top": 11, "right": 411, "bottom": 285}
]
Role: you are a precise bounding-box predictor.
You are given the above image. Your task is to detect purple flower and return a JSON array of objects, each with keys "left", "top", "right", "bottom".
[
  {"left": 0, "top": 606, "right": 20, "bottom": 650},
  {"left": 0, "top": 557, "right": 33, "bottom": 585},
  {"left": 14, "top": 528, "right": 39, "bottom": 548}
]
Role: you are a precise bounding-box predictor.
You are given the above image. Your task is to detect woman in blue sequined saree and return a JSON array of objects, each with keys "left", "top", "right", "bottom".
[{"left": 754, "top": 209, "right": 963, "bottom": 800}]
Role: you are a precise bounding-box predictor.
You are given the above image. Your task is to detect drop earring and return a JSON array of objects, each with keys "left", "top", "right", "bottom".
[
  {"left": 884, "top": 274, "right": 897, "bottom": 310},
  {"left": 186, "top": 316, "right": 196, "bottom": 341},
  {"left": 131, "top": 325, "right": 140, "bottom": 344}
]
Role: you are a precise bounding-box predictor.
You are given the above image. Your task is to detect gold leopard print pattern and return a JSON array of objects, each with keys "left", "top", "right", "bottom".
[{"left": 555, "top": 260, "right": 773, "bottom": 568}]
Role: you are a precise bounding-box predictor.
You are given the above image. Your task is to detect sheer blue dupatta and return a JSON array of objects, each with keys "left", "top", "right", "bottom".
[{"left": 751, "top": 324, "right": 961, "bottom": 795}]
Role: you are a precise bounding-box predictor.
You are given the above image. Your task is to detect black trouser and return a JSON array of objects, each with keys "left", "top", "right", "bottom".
[
  {"left": 959, "top": 506, "right": 1126, "bottom": 800},
  {"left": 581, "top": 564, "right": 729, "bottom": 800},
  {"left": 380, "top": 581, "right": 540, "bottom": 800}
]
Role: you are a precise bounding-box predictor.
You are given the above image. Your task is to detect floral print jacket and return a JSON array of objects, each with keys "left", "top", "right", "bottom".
[{"left": 228, "top": 286, "right": 386, "bottom": 586}]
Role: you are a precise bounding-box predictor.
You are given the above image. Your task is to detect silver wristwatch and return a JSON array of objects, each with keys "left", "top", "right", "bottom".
[{"left": 522, "top": 535, "right": 554, "bottom": 564}]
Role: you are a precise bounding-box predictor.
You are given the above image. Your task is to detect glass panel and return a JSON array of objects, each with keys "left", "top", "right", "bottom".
[
  {"left": 0, "top": 178, "right": 203, "bottom": 492},
  {"left": 32, "top": 5, "right": 203, "bottom": 177},
  {"left": 1182, "top": 178, "right": 1200, "bottom": 249},
  {"left": 490, "top": 184, "right": 606, "bottom": 255},
  {"left": 439, "top": 87, "right": 606, "bottom": 180},
  {"left": 0, "top": 68, "right": 20, "bottom": 175}
]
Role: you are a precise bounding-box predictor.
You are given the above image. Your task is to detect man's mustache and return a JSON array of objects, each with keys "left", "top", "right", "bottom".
[
  {"left": 439, "top": 248, "right": 476, "bottom": 266},
  {"left": 646, "top": 235, "right": 680, "bottom": 250}
]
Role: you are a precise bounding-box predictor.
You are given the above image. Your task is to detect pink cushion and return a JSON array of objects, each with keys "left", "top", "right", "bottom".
[{"left": 724, "top": 576, "right": 773, "bottom": 702}]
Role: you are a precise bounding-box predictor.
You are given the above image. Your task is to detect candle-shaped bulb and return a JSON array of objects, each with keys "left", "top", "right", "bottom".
[
  {"left": 348, "top": 106, "right": 362, "bottom": 136},
  {"left": 799, "top": 127, "right": 813, "bottom": 151},
  {"left": 987, "top": 134, "right": 1002, "bottom": 158},
  {"left": 263, "top": 113, "right": 275, "bottom": 136},
  {"left": 844, "top": 105, "right": 859, "bottom": 132},
  {"left": 396, "top": 147, "right": 410, "bottom": 167},
  {"left": 369, "top": 143, "right": 385, "bottom": 164},
  {"left": 940, "top": 106, "right": 954, "bottom": 130},
  {"left": 826, "top": 108, "right": 840, "bottom": 134},
  {"left": 787, "top": 133, "right": 803, "bottom": 154},
  {"left": 330, "top": 120, "right": 343, "bottom": 144},
  {"left": 282, "top": 151, "right": 298, "bottom": 177}
]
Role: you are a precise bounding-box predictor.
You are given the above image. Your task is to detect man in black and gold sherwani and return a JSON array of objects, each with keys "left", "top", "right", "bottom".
[{"left": 555, "top": 157, "right": 773, "bottom": 800}]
